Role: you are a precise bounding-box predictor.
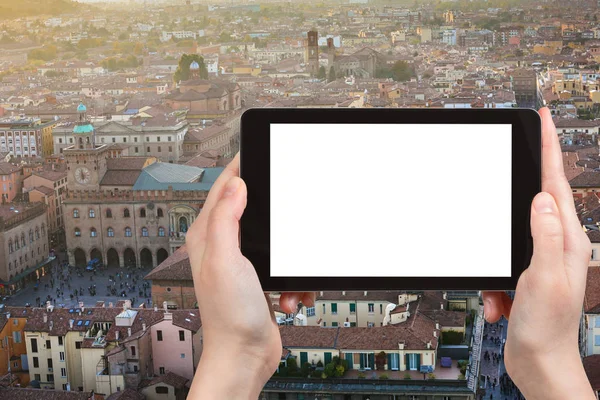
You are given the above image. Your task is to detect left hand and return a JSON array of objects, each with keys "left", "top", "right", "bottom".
[{"left": 186, "top": 153, "right": 314, "bottom": 399}]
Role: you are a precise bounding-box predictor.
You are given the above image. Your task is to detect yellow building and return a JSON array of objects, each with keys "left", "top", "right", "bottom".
[
  {"left": 41, "top": 122, "right": 55, "bottom": 157},
  {"left": 232, "top": 65, "right": 261, "bottom": 76}
]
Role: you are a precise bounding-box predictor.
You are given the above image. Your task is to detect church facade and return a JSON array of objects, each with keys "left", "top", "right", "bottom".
[{"left": 63, "top": 104, "right": 220, "bottom": 269}]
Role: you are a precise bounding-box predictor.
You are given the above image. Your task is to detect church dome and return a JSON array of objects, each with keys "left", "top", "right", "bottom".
[
  {"left": 77, "top": 103, "right": 87, "bottom": 113},
  {"left": 190, "top": 61, "right": 200, "bottom": 70}
]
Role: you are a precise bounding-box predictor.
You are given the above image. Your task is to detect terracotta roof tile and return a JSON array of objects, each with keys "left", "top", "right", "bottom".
[
  {"left": 584, "top": 355, "right": 600, "bottom": 390},
  {"left": 585, "top": 267, "right": 600, "bottom": 313},
  {"left": 139, "top": 372, "right": 188, "bottom": 390},
  {"left": 279, "top": 326, "right": 340, "bottom": 348},
  {"left": 569, "top": 171, "right": 600, "bottom": 187},
  {"left": 0, "top": 387, "right": 93, "bottom": 400},
  {"left": 106, "top": 388, "right": 145, "bottom": 400},
  {"left": 144, "top": 245, "right": 192, "bottom": 281}
]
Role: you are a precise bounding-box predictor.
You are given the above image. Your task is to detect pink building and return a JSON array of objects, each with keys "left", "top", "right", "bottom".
[
  {"left": 509, "top": 36, "right": 521, "bottom": 46},
  {"left": 150, "top": 309, "right": 202, "bottom": 381}
]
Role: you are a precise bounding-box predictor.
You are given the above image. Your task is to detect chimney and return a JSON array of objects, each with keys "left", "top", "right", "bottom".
[
  {"left": 342, "top": 291, "right": 345, "bottom": 296},
  {"left": 319, "top": 291, "right": 323, "bottom": 297},
  {"left": 442, "top": 292, "right": 447, "bottom": 300},
  {"left": 127, "top": 328, "right": 132, "bottom": 337},
  {"left": 116, "top": 331, "right": 120, "bottom": 340},
  {"left": 142, "top": 323, "right": 147, "bottom": 331},
  {"left": 108, "top": 302, "right": 113, "bottom": 308},
  {"left": 440, "top": 303, "right": 444, "bottom": 310},
  {"left": 435, "top": 322, "right": 439, "bottom": 330},
  {"left": 43, "top": 314, "right": 48, "bottom": 323},
  {"left": 427, "top": 341, "right": 431, "bottom": 349},
  {"left": 69, "top": 319, "right": 74, "bottom": 328},
  {"left": 154, "top": 306, "right": 158, "bottom": 312},
  {"left": 363, "top": 291, "right": 368, "bottom": 296},
  {"left": 433, "top": 330, "right": 437, "bottom": 337},
  {"left": 49, "top": 321, "right": 53, "bottom": 330}
]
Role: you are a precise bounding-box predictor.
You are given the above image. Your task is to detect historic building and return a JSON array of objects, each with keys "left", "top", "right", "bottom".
[
  {"left": 305, "top": 30, "right": 319, "bottom": 76},
  {"left": 0, "top": 203, "right": 51, "bottom": 295},
  {"left": 0, "top": 116, "right": 55, "bottom": 158},
  {"left": 62, "top": 104, "right": 222, "bottom": 269}
]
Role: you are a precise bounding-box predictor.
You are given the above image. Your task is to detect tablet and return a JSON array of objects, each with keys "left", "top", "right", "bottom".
[{"left": 240, "top": 108, "right": 541, "bottom": 291}]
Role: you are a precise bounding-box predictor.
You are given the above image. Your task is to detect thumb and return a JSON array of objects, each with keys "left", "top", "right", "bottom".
[
  {"left": 529, "top": 192, "right": 564, "bottom": 271},
  {"left": 204, "top": 176, "right": 247, "bottom": 259}
]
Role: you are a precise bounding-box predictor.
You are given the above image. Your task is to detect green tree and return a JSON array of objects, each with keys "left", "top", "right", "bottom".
[
  {"left": 328, "top": 66, "right": 336, "bottom": 82},
  {"left": 391, "top": 60, "right": 414, "bottom": 82},
  {"left": 317, "top": 65, "right": 326, "bottom": 80},
  {"left": 219, "top": 31, "right": 232, "bottom": 43},
  {"left": 173, "top": 53, "right": 208, "bottom": 83}
]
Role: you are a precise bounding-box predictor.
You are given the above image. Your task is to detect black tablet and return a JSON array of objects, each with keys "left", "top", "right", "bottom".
[{"left": 240, "top": 108, "right": 541, "bottom": 291}]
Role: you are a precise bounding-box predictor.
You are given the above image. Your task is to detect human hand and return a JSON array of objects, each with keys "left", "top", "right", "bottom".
[
  {"left": 185, "top": 153, "right": 314, "bottom": 399},
  {"left": 482, "top": 108, "right": 595, "bottom": 400}
]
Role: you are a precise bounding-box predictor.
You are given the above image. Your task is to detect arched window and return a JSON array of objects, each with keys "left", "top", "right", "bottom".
[
  {"left": 29, "top": 229, "right": 34, "bottom": 243},
  {"left": 90, "top": 228, "right": 97, "bottom": 237},
  {"left": 35, "top": 227, "right": 40, "bottom": 239},
  {"left": 14, "top": 236, "right": 19, "bottom": 250},
  {"left": 123, "top": 208, "right": 130, "bottom": 218},
  {"left": 157, "top": 208, "right": 164, "bottom": 218},
  {"left": 140, "top": 208, "right": 146, "bottom": 218},
  {"left": 89, "top": 209, "right": 95, "bottom": 218},
  {"left": 106, "top": 208, "right": 112, "bottom": 218},
  {"left": 107, "top": 227, "right": 114, "bottom": 237},
  {"left": 21, "top": 233, "right": 25, "bottom": 247},
  {"left": 158, "top": 227, "right": 165, "bottom": 237},
  {"left": 8, "top": 262, "right": 11, "bottom": 271},
  {"left": 141, "top": 227, "right": 149, "bottom": 237},
  {"left": 125, "top": 227, "right": 132, "bottom": 237},
  {"left": 75, "top": 228, "right": 81, "bottom": 237},
  {"left": 8, "top": 239, "right": 13, "bottom": 253},
  {"left": 41, "top": 224, "right": 45, "bottom": 236},
  {"left": 73, "top": 209, "right": 79, "bottom": 218}
]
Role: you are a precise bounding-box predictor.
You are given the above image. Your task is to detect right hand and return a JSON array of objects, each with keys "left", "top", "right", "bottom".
[{"left": 483, "top": 108, "right": 595, "bottom": 400}]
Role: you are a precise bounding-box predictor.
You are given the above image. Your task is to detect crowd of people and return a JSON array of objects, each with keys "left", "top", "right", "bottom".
[{"left": 28, "top": 255, "right": 153, "bottom": 309}]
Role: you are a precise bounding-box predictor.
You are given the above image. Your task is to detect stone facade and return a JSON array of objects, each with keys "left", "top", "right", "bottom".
[
  {"left": 63, "top": 189, "right": 205, "bottom": 269},
  {"left": 0, "top": 203, "right": 51, "bottom": 293}
]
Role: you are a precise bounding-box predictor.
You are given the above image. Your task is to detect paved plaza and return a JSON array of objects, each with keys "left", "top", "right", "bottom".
[{"left": 3, "top": 250, "right": 156, "bottom": 309}]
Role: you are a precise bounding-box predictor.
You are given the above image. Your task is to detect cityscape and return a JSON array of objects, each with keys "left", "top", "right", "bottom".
[{"left": 0, "top": 0, "right": 598, "bottom": 399}]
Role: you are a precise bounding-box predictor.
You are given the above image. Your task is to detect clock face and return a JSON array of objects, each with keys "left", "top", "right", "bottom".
[{"left": 75, "top": 167, "right": 91, "bottom": 184}]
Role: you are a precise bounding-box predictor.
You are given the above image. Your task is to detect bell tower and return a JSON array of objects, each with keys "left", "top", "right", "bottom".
[
  {"left": 306, "top": 30, "right": 319, "bottom": 77},
  {"left": 64, "top": 102, "right": 109, "bottom": 192}
]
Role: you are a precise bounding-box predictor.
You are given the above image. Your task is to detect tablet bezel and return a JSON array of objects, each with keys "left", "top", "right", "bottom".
[{"left": 240, "top": 108, "right": 541, "bottom": 291}]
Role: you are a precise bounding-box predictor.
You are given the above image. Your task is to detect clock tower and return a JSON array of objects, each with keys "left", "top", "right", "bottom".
[{"left": 64, "top": 103, "right": 109, "bottom": 191}]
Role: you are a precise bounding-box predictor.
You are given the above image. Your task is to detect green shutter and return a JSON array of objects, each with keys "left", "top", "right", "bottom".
[
  {"left": 405, "top": 354, "right": 409, "bottom": 370},
  {"left": 416, "top": 353, "right": 421, "bottom": 370},
  {"left": 359, "top": 354, "right": 365, "bottom": 369},
  {"left": 324, "top": 352, "right": 332, "bottom": 365},
  {"left": 349, "top": 303, "right": 356, "bottom": 313},
  {"left": 300, "top": 352, "right": 308, "bottom": 366},
  {"left": 368, "top": 353, "right": 375, "bottom": 369},
  {"left": 331, "top": 303, "right": 337, "bottom": 313},
  {"left": 345, "top": 353, "right": 353, "bottom": 369},
  {"left": 387, "top": 354, "right": 392, "bottom": 370}
]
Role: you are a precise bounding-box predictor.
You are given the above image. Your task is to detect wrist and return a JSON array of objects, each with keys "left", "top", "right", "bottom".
[
  {"left": 189, "top": 346, "right": 271, "bottom": 399},
  {"left": 512, "top": 350, "right": 595, "bottom": 400}
]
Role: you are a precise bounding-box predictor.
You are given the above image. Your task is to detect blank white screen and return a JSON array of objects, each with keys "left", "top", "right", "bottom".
[{"left": 270, "top": 124, "right": 512, "bottom": 277}]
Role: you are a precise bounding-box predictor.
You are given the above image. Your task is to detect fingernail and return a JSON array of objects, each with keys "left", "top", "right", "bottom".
[
  {"left": 533, "top": 193, "right": 555, "bottom": 214},
  {"left": 222, "top": 178, "right": 240, "bottom": 198}
]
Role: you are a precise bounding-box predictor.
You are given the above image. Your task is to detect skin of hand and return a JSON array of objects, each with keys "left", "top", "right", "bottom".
[
  {"left": 185, "top": 153, "right": 315, "bottom": 399},
  {"left": 483, "top": 108, "right": 595, "bottom": 400}
]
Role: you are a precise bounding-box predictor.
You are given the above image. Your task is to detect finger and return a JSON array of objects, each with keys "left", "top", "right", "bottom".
[
  {"left": 279, "top": 292, "right": 303, "bottom": 314},
  {"left": 186, "top": 153, "right": 240, "bottom": 271},
  {"left": 499, "top": 292, "right": 513, "bottom": 321},
  {"left": 264, "top": 293, "right": 277, "bottom": 324},
  {"left": 201, "top": 176, "right": 247, "bottom": 272},
  {"left": 539, "top": 108, "right": 587, "bottom": 262},
  {"left": 482, "top": 292, "right": 505, "bottom": 323},
  {"left": 301, "top": 292, "right": 316, "bottom": 307},
  {"left": 529, "top": 192, "right": 565, "bottom": 272}
]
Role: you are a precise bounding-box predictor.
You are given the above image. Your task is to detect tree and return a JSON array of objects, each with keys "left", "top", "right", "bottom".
[
  {"left": 317, "top": 66, "right": 326, "bottom": 80},
  {"left": 391, "top": 60, "right": 413, "bottom": 82},
  {"left": 375, "top": 351, "right": 387, "bottom": 370},
  {"left": 328, "top": 66, "right": 336, "bottom": 82},
  {"left": 118, "top": 32, "right": 129, "bottom": 41},
  {"left": 173, "top": 53, "right": 208, "bottom": 83},
  {"left": 133, "top": 42, "right": 144, "bottom": 56}
]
